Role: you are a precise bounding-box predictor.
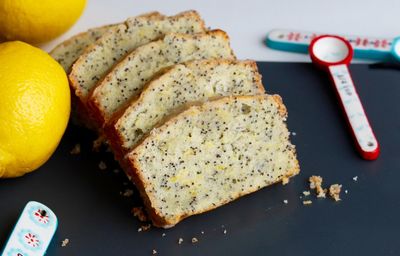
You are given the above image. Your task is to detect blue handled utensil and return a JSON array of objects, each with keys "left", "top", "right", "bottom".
[
  {"left": 266, "top": 29, "right": 400, "bottom": 62},
  {"left": 1, "top": 201, "right": 58, "bottom": 256}
]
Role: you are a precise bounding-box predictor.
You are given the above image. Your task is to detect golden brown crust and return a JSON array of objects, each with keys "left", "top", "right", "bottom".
[
  {"left": 126, "top": 95, "right": 300, "bottom": 228},
  {"left": 246, "top": 60, "right": 265, "bottom": 94},
  {"left": 271, "top": 94, "right": 288, "bottom": 118}
]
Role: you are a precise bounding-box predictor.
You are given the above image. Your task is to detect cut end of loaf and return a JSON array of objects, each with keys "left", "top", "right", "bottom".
[{"left": 127, "top": 95, "right": 300, "bottom": 227}]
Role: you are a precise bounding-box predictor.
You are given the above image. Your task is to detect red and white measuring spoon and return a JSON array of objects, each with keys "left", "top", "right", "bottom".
[{"left": 309, "top": 35, "right": 380, "bottom": 160}]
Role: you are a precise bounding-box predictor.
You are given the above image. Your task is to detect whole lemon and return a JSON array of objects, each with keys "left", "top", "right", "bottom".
[
  {"left": 0, "top": 0, "right": 86, "bottom": 43},
  {"left": 0, "top": 41, "right": 70, "bottom": 178}
]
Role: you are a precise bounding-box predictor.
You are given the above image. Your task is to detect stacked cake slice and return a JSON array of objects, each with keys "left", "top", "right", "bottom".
[{"left": 51, "top": 10, "right": 299, "bottom": 228}]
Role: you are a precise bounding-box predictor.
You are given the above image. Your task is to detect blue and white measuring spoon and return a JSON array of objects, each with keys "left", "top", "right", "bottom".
[
  {"left": 1, "top": 201, "right": 58, "bottom": 256},
  {"left": 266, "top": 29, "right": 400, "bottom": 62}
]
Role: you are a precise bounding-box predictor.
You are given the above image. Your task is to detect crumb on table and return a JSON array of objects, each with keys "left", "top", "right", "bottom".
[
  {"left": 61, "top": 238, "right": 69, "bottom": 247},
  {"left": 309, "top": 175, "right": 326, "bottom": 198},
  {"left": 191, "top": 237, "right": 198, "bottom": 244},
  {"left": 122, "top": 189, "right": 134, "bottom": 197},
  {"left": 302, "top": 200, "right": 312, "bottom": 205},
  {"left": 92, "top": 135, "right": 105, "bottom": 152},
  {"left": 282, "top": 177, "right": 289, "bottom": 185},
  {"left": 131, "top": 207, "right": 148, "bottom": 222},
  {"left": 178, "top": 238, "right": 183, "bottom": 245},
  {"left": 283, "top": 199, "right": 288, "bottom": 204},
  {"left": 137, "top": 224, "right": 151, "bottom": 232},
  {"left": 152, "top": 249, "right": 157, "bottom": 255},
  {"left": 353, "top": 176, "right": 358, "bottom": 182},
  {"left": 70, "top": 144, "right": 81, "bottom": 155},
  {"left": 302, "top": 190, "right": 310, "bottom": 196},
  {"left": 329, "top": 184, "right": 342, "bottom": 202},
  {"left": 98, "top": 161, "right": 107, "bottom": 170}
]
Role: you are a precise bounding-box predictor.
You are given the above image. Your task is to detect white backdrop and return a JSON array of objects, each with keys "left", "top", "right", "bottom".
[{"left": 42, "top": 0, "right": 399, "bottom": 63}]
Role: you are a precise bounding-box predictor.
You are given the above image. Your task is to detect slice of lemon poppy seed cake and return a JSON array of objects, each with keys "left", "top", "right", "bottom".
[{"left": 127, "top": 95, "right": 300, "bottom": 228}]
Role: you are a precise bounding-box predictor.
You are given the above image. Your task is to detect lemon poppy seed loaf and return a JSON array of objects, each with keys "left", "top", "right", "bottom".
[
  {"left": 127, "top": 95, "right": 300, "bottom": 228},
  {"left": 88, "top": 30, "right": 236, "bottom": 127},
  {"left": 69, "top": 10, "right": 206, "bottom": 100},
  {"left": 106, "top": 59, "right": 264, "bottom": 158}
]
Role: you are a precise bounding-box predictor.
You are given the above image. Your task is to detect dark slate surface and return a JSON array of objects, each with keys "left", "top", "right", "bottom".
[{"left": 1, "top": 62, "right": 399, "bottom": 256}]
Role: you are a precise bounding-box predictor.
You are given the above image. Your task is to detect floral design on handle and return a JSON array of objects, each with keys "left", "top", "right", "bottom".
[
  {"left": 18, "top": 229, "right": 42, "bottom": 251},
  {"left": 28, "top": 205, "right": 53, "bottom": 228}
]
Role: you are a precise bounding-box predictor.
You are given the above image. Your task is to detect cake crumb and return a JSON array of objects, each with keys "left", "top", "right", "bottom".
[
  {"left": 131, "top": 207, "right": 148, "bottom": 222},
  {"left": 138, "top": 224, "right": 151, "bottom": 232},
  {"left": 309, "top": 175, "right": 326, "bottom": 198},
  {"left": 70, "top": 144, "right": 81, "bottom": 155},
  {"left": 61, "top": 238, "right": 69, "bottom": 247},
  {"left": 162, "top": 233, "right": 166, "bottom": 237},
  {"left": 98, "top": 161, "right": 107, "bottom": 170},
  {"left": 92, "top": 136, "right": 104, "bottom": 152},
  {"left": 345, "top": 190, "right": 348, "bottom": 194},
  {"left": 303, "top": 200, "right": 312, "bottom": 205},
  {"left": 282, "top": 177, "right": 289, "bottom": 185},
  {"left": 283, "top": 199, "right": 288, "bottom": 204},
  {"left": 191, "top": 237, "right": 198, "bottom": 244},
  {"left": 318, "top": 189, "right": 327, "bottom": 198},
  {"left": 178, "top": 238, "right": 183, "bottom": 245},
  {"left": 122, "top": 189, "right": 134, "bottom": 197},
  {"left": 292, "top": 132, "right": 297, "bottom": 136},
  {"left": 302, "top": 190, "right": 310, "bottom": 196},
  {"left": 201, "top": 231, "right": 205, "bottom": 234},
  {"left": 329, "top": 184, "right": 342, "bottom": 202},
  {"left": 152, "top": 249, "right": 157, "bottom": 255},
  {"left": 353, "top": 176, "right": 358, "bottom": 182},
  {"left": 223, "top": 229, "right": 227, "bottom": 235}
]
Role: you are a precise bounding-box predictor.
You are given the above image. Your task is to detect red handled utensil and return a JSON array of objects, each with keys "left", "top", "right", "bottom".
[{"left": 309, "top": 35, "right": 380, "bottom": 160}]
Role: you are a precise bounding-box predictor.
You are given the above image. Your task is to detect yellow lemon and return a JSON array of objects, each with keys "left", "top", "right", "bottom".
[
  {"left": 0, "top": 0, "right": 86, "bottom": 43},
  {"left": 0, "top": 41, "right": 70, "bottom": 178}
]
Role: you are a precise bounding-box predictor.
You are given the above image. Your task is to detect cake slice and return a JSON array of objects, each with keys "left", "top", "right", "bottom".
[
  {"left": 126, "top": 95, "right": 300, "bottom": 228},
  {"left": 50, "top": 23, "right": 117, "bottom": 72},
  {"left": 106, "top": 59, "right": 264, "bottom": 158},
  {"left": 69, "top": 10, "right": 206, "bottom": 100},
  {"left": 88, "top": 30, "right": 236, "bottom": 127}
]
